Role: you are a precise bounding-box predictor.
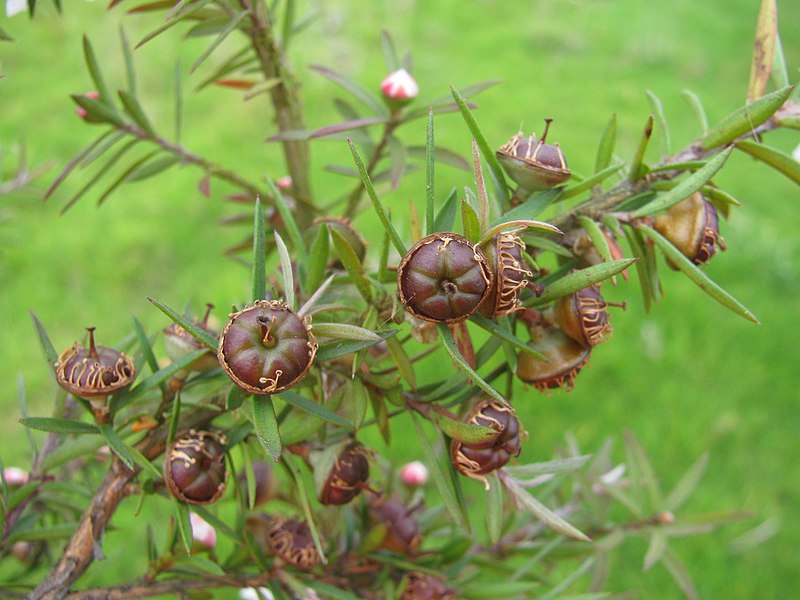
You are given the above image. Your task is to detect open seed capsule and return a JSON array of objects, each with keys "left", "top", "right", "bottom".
[
  {"left": 401, "top": 572, "right": 458, "bottom": 600},
  {"left": 164, "top": 430, "right": 228, "bottom": 505},
  {"left": 451, "top": 398, "right": 522, "bottom": 484},
  {"left": 318, "top": 441, "right": 371, "bottom": 506},
  {"left": 496, "top": 119, "right": 570, "bottom": 193},
  {"left": 218, "top": 300, "right": 317, "bottom": 394},
  {"left": 478, "top": 231, "right": 534, "bottom": 317},
  {"left": 554, "top": 285, "right": 617, "bottom": 347},
  {"left": 163, "top": 303, "right": 219, "bottom": 373},
  {"left": 264, "top": 515, "right": 320, "bottom": 569},
  {"left": 654, "top": 192, "right": 725, "bottom": 267},
  {"left": 397, "top": 232, "right": 492, "bottom": 324},
  {"left": 370, "top": 497, "right": 422, "bottom": 555},
  {"left": 516, "top": 325, "right": 591, "bottom": 392}
]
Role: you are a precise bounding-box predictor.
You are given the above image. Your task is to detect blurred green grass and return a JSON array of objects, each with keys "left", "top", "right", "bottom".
[{"left": 1, "top": 0, "right": 799, "bottom": 597}]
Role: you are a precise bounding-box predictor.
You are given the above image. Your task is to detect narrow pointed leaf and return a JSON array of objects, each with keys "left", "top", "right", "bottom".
[
  {"left": 278, "top": 390, "right": 353, "bottom": 430},
  {"left": 662, "top": 548, "right": 699, "bottom": 600},
  {"left": 304, "top": 223, "right": 329, "bottom": 294},
  {"left": 252, "top": 196, "right": 267, "bottom": 301},
  {"left": 486, "top": 472, "right": 503, "bottom": 546},
  {"left": 135, "top": 0, "right": 216, "bottom": 48},
  {"left": 433, "top": 188, "right": 458, "bottom": 233},
  {"left": 20, "top": 417, "right": 98, "bottom": 435},
  {"left": 285, "top": 456, "right": 327, "bottom": 564},
  {"left": 576, "top": 216, "right": 613, "bottom": 264},
  {"left": 460, "top": 198, "right": 480, "bottom": 243},
  {"left": 252, "top": 397, "right": 282, "bottom": 462},
  {"left": 380, "top": 30, "right": 400, "bottom": 71},
  {"left": 82, "top": 35, "right": 115, "bottom": 106},
  {"left": 700, "top": 85, "right": 794, "bottom": 149},
  {"left": 560, "top": 164, "right": 624, "bottom": 200},
  {"left": 638, "top": 224, "right": 759, "bottom": 323},
  {"left": 70, "top": 94, "right": 125, "bottom": 127},
  {"left": 191, "top": 10, "right": 248, "bottom": 74},
  {"left": 330, "top": 227, "right": 372, "bottom": 302},
  {"left": 147, "top": 298, "right": 218, "bottom": 349},
  {"left": 174, "top": 498, "right": 193, "bottom": 554},
  {"left": 119, "top": 27, "right": 137, "bottom": 95},
  {"left": 316, "top": 330, "right": 398, "bottom": 362},
  {"left": 747, "top": 0, "right": 777, "bottom": 101},
  {"left": 269, "top": 117, "right": 388, "bottom": 142},
  {"left": 481, "top": 218, "right": 560, "bottom": 244},
  {"left": 348, "top": 140, "right": 406, "bottom": 254},
  {"left": 646, "top": 90, "right": 671, "bottom": 154},
  {"left": 45, "top": 131, "right": 116, "bottom": 201},
  {"left": 167, "top": 392, "right": 181, "bottom": 445},
  {"left": 472, "top": 139, "right": 490, "bottom": 234},
  {"left": 437, "top": 324, "right": 507, "bottom": 406},
  {"left": 664, "top": 453, "right": 709, "bottom": 512},
  {"left": 681, "top": 89, "right": 709, "bottom": 133},
  {"left": 623, "top": 430, "right": 661, "bottom": 509},
  {"left": 451, "top": 85, "right": 509, "bottom": 206},
  {"left": 410, "top": 412, "right": 468, "bottom": 529},
  {"left": 493, "top": 189, "right": 560, "bottom": 224},
  {"left": 426, "top": 407, "right": 498, "bottom": 445},
  {"left": 529, "top": 259, "right": 636, "bottom": 306},
  {"left": 96, "top": 149, "right": 161, "bottom": 207},
  {"left": 736, "top": 139, "right": 800, "bottom": 185},
  {"left": 99, "top": 424, "right": 135, "bottom": 470},
  {"left": 622, "top": 226, "right": 656, "bottom": 311},
  {"left": 127, "top": 155, "right": 179, "bottom": 182},
  {"left": 595, "top": 113, "right": 617, "bottom": 173},
  {"left": 504, "top": 455, "right": 592, "bottom": 479},
  {"left": 274, "top": 232, "right": 295, "bottom": 310},
  {"left": 770, "top": 33, "right": 789, "bottom": 90},
  {"left": 226, "top": 384, "right": 247, "bottom": 411},
  {"left": 630, "top": 147, "right": 733, "bottom": 218},
  {"left": 131, "top": 316, "right": 162, "bottom": 379},
  {"left": 425, "top": 109, "right": 435, "bottom": 235},
  {"left": 384, "top": 334, "right": 417, "bottom": 390},
  {"left": 310, "top": 65, "right": 386, "bottom": 115},
  {"left": 312, "top": 322, "right": 381, "bottom": 341},
  {"left": 388, "top": 134, "right": 407, "bottom": 190},
  {"left": 30, "top": 311, "right": 58, "bottom": 365},
  {"left": 643, "top": 529, "right": 668, "bottom": 571},
  {"left": 501, "top": 473, "right": 590, "bottom": 541},
  {"left": 628, "top": 114, "right": 654, "bottom": 181},
  {"left": 471, "top": 314, "right": 546, "bottom": 360},
  {"left": 118, "top": 90, "right": 155, "bottom": 135}
]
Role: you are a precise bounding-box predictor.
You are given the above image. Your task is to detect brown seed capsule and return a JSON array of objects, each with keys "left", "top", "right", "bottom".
[
  {"left": 401, "top": 572, "right": 458, "bottom": 600},
  {"left": 163, "top": 303, "right": 219, "bottom": 373},
  {"left": 478, "top": 231, "right": 534, "bottom": 317},
  {"left": 397, "top": 232, "right": 492, "bottom": 324},
  {"left": 451, "top": 398, "right": 522, "bottom": 485},
  {"left": 654, "top": 192, "right": 726, "bottom": 267},
  {"left": 496, "top": 119, "right": 570, "bottom": 193},
  {"left": 370, "top": 497, "right": 422, "bottom": 555},
  {"left": 218, "top": 300, "right": 317, "bottom": 394},
  {"left": 54, "top": 327, "right": 137, "bottom": 401},
  {"left": 237, "top": 460, "right": 280, "bottom": 507},
  {"left": 516, "top": 325, "right": 591, "bottom": 392},
  {"left": 264, "top": 515, "right": 320, "bottom": 569},
  {"left": 319, "top": 441, "right": 371, "bottom": 506},
  {"left": 164, "top": 430, "right": 228, "bottom": 505},
  {"left": 554, "top": 285, "right": 621, "bottom": 347}
]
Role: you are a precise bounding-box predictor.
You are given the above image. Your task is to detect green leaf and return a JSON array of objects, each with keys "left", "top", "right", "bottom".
[
  {"left": 462, "top": 583, "right": 540, "bottom": 600},
  {"left": 560, "top": 164, "right": 624, "bottom": 201},
  {"left": 735, "top": 139, "right": 800, "bottom": 185},
  {"left": 174, "top": 60, "right": 183, "bottom": 143},
  {"left": 472, "top": 139, "right": 491, "bottom": 235},
  {"left": 681, "top": 89, "right": 709, "bottom": 133},
  {"left": 0, "top": 26, "right": 14, "bottom": 42},
  {"left": 278, "top": 390, "right": 353, "bottom": 430},
  {"left": 451, "top": 85, "right": 509, "bottom": 206},
  {"left": 500, "top": 472, "right": 590, "bottom": 542},
  {"left": 770, "top": 33, "right": 789, "bottom": 90},
  {"left": 384, "top": 334, "right": 417, "bottom": 390},
  {"left": 646, "top": 90, "right": 671, "bottom": 154},
  {"left": 99, "top": 424, "right": 135, "bottom": 470},
  {"left": 305, "top": 581, "right": 363, "bottom": 600},
  {"left": 69, "top": 93, "right": 125, "bottom": 128},
  {"left": 128, "top": 445, "right": 162, "bottom": 479},
  {"left": 174, "top": 498, "right": 193, "bottom": 555},
  {"left": 433, "top": 188, "right": 459, "bottom": 233},
  {"left": 595, "top": 113, "right": 617, "bottom": 173},
  {"left": 29, "top": 311, "right": 58, "bottom": 365},
  {"left": 622, "top": 226, "right": 657, "bottom": 311},
  {"left": 190, "top": 10, "right": 248, "bottom": 74},
  {"left": 147, "top": 298, "right": 218, "bottom": 350},
  {"left": 470, "top": 314, "right": 546, "bottom": 360},
  {"left": 503, "top": 455, "right": 592, "bottom": 479},
  {"left": 486, "top": 472, "right": 503, "bottom": 546},
  {"left": 330, "top": 227, "right": 373, "bottom": 303},
  {"left": 316, "top": 330, "right": 398, "bottom": 362},
  {"left": 747, "top": 0, "right": 777, "bottom": 101},
  {"left": 493, "top": 189, "right": 560, "bottom": 224},
  {"left": 480, "top": 218, "right": 560, "bottom": 245},
  {"left": 127, "top": 155, "right": 179, "bottom": 182},
  {"left": 304, "top": 223, "right": 329, "bottom": 295},
  {"left": 118, "top": 90, "right": 155, "bottom": 135},
  {"left": 663, "top": 453, "right": 709, "bottom": 513},
  {"left": 628, "top": 114, "right": 654, "bottom": 181},
  {"left": 623, "top": 429, "right": 661, "bottom": 509},
  {"left": 82, "top": 35, "right": 115, "bottom": 106},
  {"left": 45, "top": 131, "right": 118, "bottom": 201},
  {"left": 425, "top": 109, "right": 436, "bottom": 235},
  {"left": 312, "top": 322, "right": 381, "bottom": 342},
  {"left": 426, "top": 407, "right": 499, "bottom": 445},
  {"left": 460, "top": 198, "right": 480, "bottom": 243},
  {"left": 437, "top": 324, "right": 508, "bottom": 406},
  {"left": 20, "top": 417, "right": 98, "bottom": 435},
  {"left": 643, "top": 529, "right": 668, "bottom": 571},
  {"left": 274, "top": 232, "right": 295, "bottom": 310},
  {"left": 410, "top": 412, "right": 468, "bottom": 529},
  {"left": 576, "top": 215, "right": 613, "bottom": 266},
  {"left": 638, "top": 224, "right": 759, "bottom": 323},
  {"left": 523, "top": 232, "right": 573, "bottom": 258},
  {"left": 5, "top": 524, "right": 77, "bottom": 545},
  {"left": 661, "top": 547, "right": 699, "bottom": 600},
  {"left": 135, "top": 0, "right": 216, "bottom": 48},
  {"left": 310, "top": 65, "right": 387, "bottom": 116},
  {"left": 629, "top": 147, "right": 733, "bottom": 218},
  {"left": 167, "top": 391, "right": 181, "bottom": 445},
  {"left": 226, "top": 384, "right": 247, "bottom": 411},
  {"left": 529, "top": 259, "right": 636, "bottom": 306},
  {"left": 252, "top": 196, "right": 267, "bottom": 302},
  {"left": 266, "top": 175, "right": 307, "bottom": 263},
  {"left": 119, "top": 26, "right": 137, "bottom": 95},
  {"left": 700, "top": 85, "right": 794, "bottom": 150},
  {"left": 252, "top": 397, "right": 282, "bottom": 462},
  {"left": 348, "top": 140, "right": 406, "bottom": 256},
  {"left": 131, "top": 316, "right": 162, "bottom": 380},
  {"left": 96, "top": 149, "right": 162, "bottom": 207},
  {"left": 380, "top": 30, "right": 400, "bottom": 72},
  {"left": 284, "top": 455, "right": 327, "bottom": 564}
]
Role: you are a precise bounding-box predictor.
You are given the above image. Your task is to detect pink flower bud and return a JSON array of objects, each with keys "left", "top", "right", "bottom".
[
  {"left": 3, "top": 467, "right": 29, "bottom": 486},
  {"left": 190, "top": 512, "right": 217, "bottom": 549},
  {"left": 399, "top": 461, "right": 428, "bottom": 486},
  {"left": 380, "top": 69, "right": 419, "bottom": 103},
  {"left": 276, "top": 176, "right": 293, "bottom": 191},
  {"left": 76, "top": 91, "right": 101, "bottom": 121}
]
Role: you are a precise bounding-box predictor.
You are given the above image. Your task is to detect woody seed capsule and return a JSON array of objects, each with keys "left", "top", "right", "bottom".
[
  {"left": 554, "top": 285, "right": 616, "bottom": 347},
  {"left": 264, "top": 515, "right": 320, "bottom": 569},
  {"left": 496, "top": 119, "right": 570, "bottom": 193},
  {"left": 164, "top": 430, "right": 228, "bottom": 505},
  {"left": 478, "top": 231, "right": 534, "bottom": 317},
  {"left": 655, "top": 192, "right": 726, "bottom": 267},
  {"left": 516, "top": 325, "right": 591, "bottom": 392}
]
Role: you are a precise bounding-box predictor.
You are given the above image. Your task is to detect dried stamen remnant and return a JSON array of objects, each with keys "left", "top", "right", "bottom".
[
  {"left": 555, "top": 285, "right": 623, "bottom": 347},
  {"left": 496, "top": 119, "right": 571, "bottom": 193},
  {"left": 319, "top": 442, "right": 371, "bottom": 506},
  {"left": 398, "top": 233, "right": 492, "bottom": 324},
  {"left": 265, "top": 515, "right": 320, "bottom": 569},
  {"left": 218, "top": 300, "right": 317, "bottom": 394},
  {"left": 479, "top": 231, "right": 534, "bottom": 317}
]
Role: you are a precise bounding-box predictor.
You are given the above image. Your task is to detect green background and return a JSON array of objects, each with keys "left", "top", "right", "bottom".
[{"left": 1, "top": 0, "right": 798, "bottom": 597}]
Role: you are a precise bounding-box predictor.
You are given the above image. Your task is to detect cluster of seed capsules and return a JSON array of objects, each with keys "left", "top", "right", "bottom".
[{"left": 48, "top": 119, "right": 724, "bottom": 598}]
